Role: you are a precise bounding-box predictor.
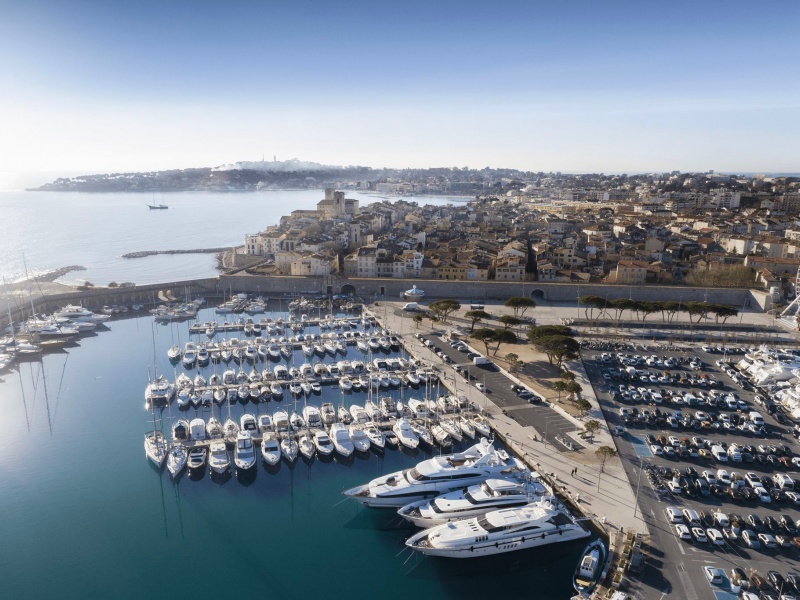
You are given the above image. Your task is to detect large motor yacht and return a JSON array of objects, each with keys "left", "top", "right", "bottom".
[
  {"left": 397, "top": 475, "right": 546, "bottom": 527},
  {"left": 404, "top": 496, "right": 589, "bottom": 558},
  {"left": 343, "top": 439, "right": 521, "bottom": 508}
]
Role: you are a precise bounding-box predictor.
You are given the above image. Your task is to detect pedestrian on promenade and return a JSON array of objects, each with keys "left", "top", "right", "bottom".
[{"left": 574, "top": 468, "right": 578, "bottom": 477}]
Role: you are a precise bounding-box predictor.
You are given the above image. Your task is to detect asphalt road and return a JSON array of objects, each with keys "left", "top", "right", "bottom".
[{"left": 417, "top": 331, "right": 584, "bottom": 452}]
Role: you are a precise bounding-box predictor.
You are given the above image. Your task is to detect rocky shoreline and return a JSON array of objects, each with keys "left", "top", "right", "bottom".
[{"left": 121, "top": 247, "right": 233, "bottom": 259}]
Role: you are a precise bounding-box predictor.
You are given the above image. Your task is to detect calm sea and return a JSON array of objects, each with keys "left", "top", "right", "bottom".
[
  {"left": 0, "top": 189, "right": 463, "bottom": 286},
  {"left": 0, "top": 308, "right": 583, "bottom": 599}
]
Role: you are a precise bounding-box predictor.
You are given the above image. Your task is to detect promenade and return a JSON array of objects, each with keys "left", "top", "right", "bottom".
[{"left": 373, "top": 300, "right": 649, "bottom": 536}]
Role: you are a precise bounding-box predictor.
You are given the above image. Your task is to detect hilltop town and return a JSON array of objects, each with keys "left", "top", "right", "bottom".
[{"left": 240, "top": 172, "right": 800, "bottom": 305}]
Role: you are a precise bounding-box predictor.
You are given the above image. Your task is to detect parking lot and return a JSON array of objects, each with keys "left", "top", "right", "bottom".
[
  {"left": 416, "top": 331, "right": 584, "bottom": 451},
  {"left": 585, "top": 344, "right": 800, "bottom": 599}
]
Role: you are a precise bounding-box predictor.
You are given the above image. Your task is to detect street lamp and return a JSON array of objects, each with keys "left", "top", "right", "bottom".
[{"left": 543, "top": 415, "right": 560, "bottom": 449}]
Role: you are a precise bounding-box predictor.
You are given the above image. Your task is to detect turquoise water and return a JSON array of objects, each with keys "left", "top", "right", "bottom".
[{"left": 0, "top": 310, "right": 582, "bottom": 599}]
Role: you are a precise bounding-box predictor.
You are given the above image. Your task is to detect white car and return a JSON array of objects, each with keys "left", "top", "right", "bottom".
[
  {"left": 665, "top": 507, "right": 683, "bottom": 523},
  {"left": 713, "top": 512, "right": 730, "bottom": 527},
  {"left": 475, "top": 382, "right": 487, "bottom": 392},
  {"left": 675, "top": 524, "right": 691, "bottom": 540},
  {"left": 703, "top": 566, "right": 724, "bottom": 585},
  {"left": 692, "top": 527, "right": 708, "bottom": 543},
  {"left": 716, "top": 470, "right": 731, "bottom": 486},
  {"left": 650, "top": 444, "right": 664, "bottom": 456},
  {"left": 706, "top": 528, "right": 725, "bottom": 546},
  {"left": 667, "top": 480, "right": 682, "bottom": 494}
]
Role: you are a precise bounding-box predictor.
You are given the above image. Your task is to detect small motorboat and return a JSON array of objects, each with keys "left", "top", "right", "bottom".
[
  {"left": 209, "top": 441, "right": 230, "bottom": 474},
  {"left": 187, "top": 446, "right": 207, "bottom": 470},
  {"left": 573, "top": 539, "right": 606, "bottom": 595},
  {"left": 234, "top": 431, "right": 257, "bottom": 471},
  {"left": 261, "top": 434, "right": 281, "bottom": 466},
  {"left": 313, "top": 430, "right": 334, "bottom": 456}
]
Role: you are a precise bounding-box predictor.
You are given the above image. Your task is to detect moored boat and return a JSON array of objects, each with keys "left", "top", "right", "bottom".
[
  {"left": 573, "top": 538, "right": 606, "bottom": 595},
  {"left": 405, "top": 496, "right": 589, "bottom": 558}
]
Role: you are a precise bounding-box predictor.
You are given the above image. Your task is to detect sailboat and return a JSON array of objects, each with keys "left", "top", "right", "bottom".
[
  {"left": 166, "top": 443, "right": 188, "bottom": 478},
  {"left": 144, "top": 407, "right": 168, "bottom": 468}
]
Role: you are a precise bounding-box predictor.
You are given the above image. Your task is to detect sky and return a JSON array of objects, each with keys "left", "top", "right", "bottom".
[{"left": 1, "top": 0, "right": 799, "bottom": 179}]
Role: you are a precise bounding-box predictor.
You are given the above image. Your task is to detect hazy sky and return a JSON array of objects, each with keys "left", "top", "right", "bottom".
[{"left": 2, "top": 0, "right": 799, "bottom": 176}]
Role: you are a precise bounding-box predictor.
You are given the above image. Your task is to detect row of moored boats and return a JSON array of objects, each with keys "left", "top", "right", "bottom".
[{"left": 342, "top": 439, "right": 591, "bottom": 558}]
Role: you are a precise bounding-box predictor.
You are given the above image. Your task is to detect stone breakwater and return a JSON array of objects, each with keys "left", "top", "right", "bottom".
[
  {"left": 121, "top": 247, "right": 233, "bottom": 259},
  {"left": 31, "top": 265, "right": 87, "bottom": 282}
]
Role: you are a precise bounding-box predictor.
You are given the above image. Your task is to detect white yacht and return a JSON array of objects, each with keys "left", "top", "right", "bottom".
[
  {"left": 405, "top": 497, "right": 589, "bottom": 558},
  {"left": 240, "top": 413, "right": 258, "bottom": 433},
  {"left": 343, "top": 440, "right": 521, "bottom": 508},
  {"left": 260, "top": 434, "right": 281, "bottom": 466},
  {"left": 379, "top": 396, "right": 397, "bottom": 419},
  {"left": 338, "top": 405, "right": 353, "bottom": 425},
  {"left": 167, "top": 444, "right": 187, "bottom": 478},
  {"left": 206, "top": 417, "right": 223, "bottom": 438},
  {"left": 330, "top": 423, "right": 354, "bottom": 457},
  {"left": 298, "top": 432, "right": 315, "bottom": 459},
  {"left": 145, "top": 375, "right": 175, "bottom": 406},
  {"left": 407, "top": 398, "right": 429, "bottom": 419},
  {"left": 365, "top": 423, "right": 385, "bottom": 449},
  {"left": 320, "top": 402, "right": 337, "bottom": 425},
  {"left": 144, "top": 431, "right": 168, "bottom": 467},
  {"left": 187, "top": 446, "right": 207, "bottom": 471},
  {"left": 234, "top": 431, "right": 257, "bottom": 470},
  {"left": 171, "top": 419, "right": 190, "bottom": 442},
  {"left": 348, "top": 423, "right": 371, "bottom": 453},
  {"left": 313, "top": 430, "right": 334, "bottom": 456},
  {"left": 189, "top": 418, "right": 206, "bottom": 440},
  {"left": 209, "top": 441, "right": 230, "bottom": 474},
  {"left": 470, "top": 414, "right": 491, "bottom": 438},
  {"left": 397, "top": 476, "right": 547, "bottom": 527},
  {"left": 339, "top": 376, "right": 353, "bottom": 392},
  {"left": 406, "top": 371, "right": 421, "bottom": 387},
  {"left": 281, "top": 436, "right": 299, "bottom": 463},
  {"left": 392, "top": 418, "right": 420, "bottom": 450},
  {"left": 274, "top": 365, "right": 289, "bottom": 380},
  {"left": 182, "top": 342, "right": 197, "bottom": 368},
  {"left": 302, "top": 405, "right": 323, "bottom": 429},
  {"left": 258, "top": 414, "right": 274, "bottom": 433}
]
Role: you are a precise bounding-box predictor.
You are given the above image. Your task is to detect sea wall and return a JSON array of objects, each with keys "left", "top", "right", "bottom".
[
  {"left": 218, "top": 274, "right": 755, "bottom": 306},
  {"left": 3, "top": 273, "right": 764, "bottom": 329}
]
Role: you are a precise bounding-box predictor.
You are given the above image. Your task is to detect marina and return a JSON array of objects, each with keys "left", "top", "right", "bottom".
[{"left": 0, "top": 295, "right": 593, "bottom": 599}]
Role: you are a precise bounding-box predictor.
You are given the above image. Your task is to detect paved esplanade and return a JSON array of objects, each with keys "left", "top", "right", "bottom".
[{"left": 372, "top": 300, "right": 649, "bottom": 536}]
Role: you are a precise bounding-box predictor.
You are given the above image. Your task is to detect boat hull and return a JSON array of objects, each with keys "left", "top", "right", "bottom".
[{"left": 407, "top": 526, "right": 589, "bottom": 558}]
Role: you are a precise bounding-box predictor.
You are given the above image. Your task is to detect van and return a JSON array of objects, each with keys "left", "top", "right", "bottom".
[
  {"left": 749, "top": 411, "right": 764, "bottom": 426},
  {"left": 402, "top": 302, "right": 419, "bottom": 311},
  {"left": 773, "top": 473, "right": 795, "bottom": 491}
]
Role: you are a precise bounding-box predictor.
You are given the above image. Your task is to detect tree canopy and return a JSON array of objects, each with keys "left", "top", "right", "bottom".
[
  {"left": 465, "top": 309, "right": 491, "bottom": 332},
  {"left": 498, "top": 315, "right": 522, "bottom": 329},
  {"left": 530, "top": 335, "right": 580, "bottom": 367},
  {"left": 527, "top": 324, "right": 576, "bottom": 341},
  {"left": 428, "top": 299, "right": 461, "bottom": 323},
  {"left": 504, "top": 296, "right": 536, "bottom": 317}
]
